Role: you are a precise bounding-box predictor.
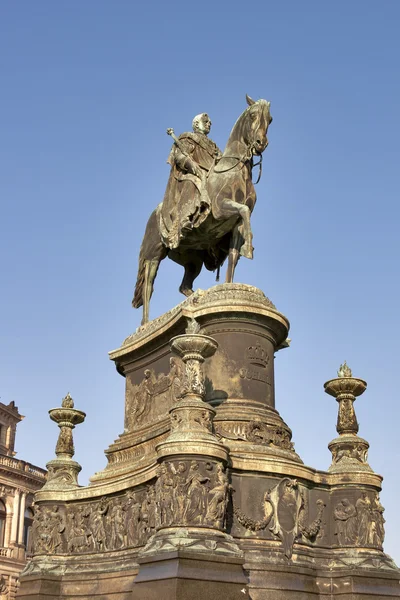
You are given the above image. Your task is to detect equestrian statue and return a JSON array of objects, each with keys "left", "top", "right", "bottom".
[{"left": 132, "top": 95, "right": 273, "bottom": 324}]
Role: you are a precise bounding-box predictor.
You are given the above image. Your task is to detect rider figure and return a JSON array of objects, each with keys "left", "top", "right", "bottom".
[{"left": 158, "top": 113, "right": 221, "bottom": 249}]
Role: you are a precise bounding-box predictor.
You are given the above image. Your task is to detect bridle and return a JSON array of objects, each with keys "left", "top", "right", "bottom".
[{"left": 213, "top": 143, "right": 263, "bottom": 184}]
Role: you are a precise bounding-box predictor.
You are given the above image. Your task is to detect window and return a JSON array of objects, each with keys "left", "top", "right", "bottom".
[
  {"left": 0, "top": 500, "right": 6, "bottom": 547},
  {"left": 24, "top": 507, "right": 34, "bottom": 551}
]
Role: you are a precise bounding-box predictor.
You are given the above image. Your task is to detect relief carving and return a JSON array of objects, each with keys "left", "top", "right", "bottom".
[
  {"left": 334, "top": 493, "right": 385, "bottom": 548},
  {"left": 206, "top": 463, "right": 231, "bottom": 529},
  {"left": 245, "top": 344, "right": 269, "bottom": 368},
  {"left": 0, "top": 485, "right": 14, "bottom": 498},
  {"left": 124, "top": 493, "right": 141, "bottom": 546},
  {"left": 183, "top": 461, "right": 211, "bottom": 522},
  {"left": 155, "top": 460, "right": 230, "bottom": 529},
  {"left": 66, "top": 506, "right": 91, "bottom": 553},
  {"left": 0, "top": 576, "right": 8, "bottom": 597},
  {"left": 109, "top": 499, "right": 125, "bottom": 549},
  {"left": 337, "top": 397, "right": 358, "bottom": 432},
  {"left": 193, "top": 409, "right": 213, "bottom": 432},
  {"left": 239, "top": 367, "right": 270, "bottom": 384},
  {"left": 246, "top": 421, "right": 294, "bottom": 451},
  {"left": 216, "top": 421, "right": 295, "bottom": 452},
  {"left": 239, "top": 343, "right": 271, "bottom": 384},
  {"left": 331, "top": 444, "right": 368, "bottom": 465},
  {"left": 299, "top": 497, "right": 326, "bottom": 543},
  {"left": 125, "top": 360, "right": 184, "bottom": 431},
  {"left": 182, "top": 359, "right": 205, "bottom": 396},
  {"left": 122, "top": 284, "right": 276, "bottom": 348},
  {"left": 31, "top": 486, "right": 160, "bottom": 556},
  {"left": 155, "top": 465, "right": 175, "bottom": 527},
  {"left": 334, "top": 499, "right": 358, "bottom": 545},
  {"left": 234, "top": 478, "right": 325, "bottom": 558},
  {"left": 87, "top": 498, "right": 108, "bottom": 551},
  {"left": 268, "top": 478, "right": 303, "bottom": 558},
  {"left": 32, "top": 505, "right": 65, "bottom": 555},
  {"left": 169, "top": 357, "right": 184, "bottom": 402},
  {"left": 125, "top": 370, "right": 155, "bottom": 429}
]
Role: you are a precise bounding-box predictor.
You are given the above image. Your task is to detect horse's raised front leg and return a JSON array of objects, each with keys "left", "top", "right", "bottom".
[
  {"left": 225, "top": 225, "right": 242, "bottom": 283},
  {"left": 217, "top": 198, "right": 253, "bottom": 259},
  {"left": 179, "top": 260, "right": 203, "bottom": 297},
  {"left": 142, "top": 259, "right": 160, "bottom": 325}
]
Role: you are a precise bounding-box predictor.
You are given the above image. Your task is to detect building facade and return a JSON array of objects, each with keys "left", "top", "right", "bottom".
[{"left": 0, "top": 401, "right": 46, "bottom": 599}]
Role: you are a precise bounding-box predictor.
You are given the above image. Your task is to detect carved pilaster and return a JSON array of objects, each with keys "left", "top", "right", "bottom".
[
  {"left": 145, "top": 318, "right": 241, "bottom": 559},
  {"left": 157, "top": 318, "right": 226, "bottom": 461}
]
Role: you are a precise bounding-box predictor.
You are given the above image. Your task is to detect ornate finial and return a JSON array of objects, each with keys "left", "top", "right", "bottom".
[
  {"left": 324, "top": 365, "right": 371, "bottom": 474},
  {"left": 61, "top": 392, "right": 74, "bottom": 408},
  {"left": 42, "top": 394, "right": 86, "bottom": 491},
  {"left": 185, "top": 317, "right": 201, "bottom": 335},
  {"left": 337, "top": 361, "right": 352, "bottom": 378}
]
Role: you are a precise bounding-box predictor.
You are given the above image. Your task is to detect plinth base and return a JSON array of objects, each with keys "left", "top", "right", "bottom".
[
  {"left": 18, "top": 285, "right": 400, "bottom": 600},
  {"left": 133, "top": 550, "right": 247, "bottom": 600}
]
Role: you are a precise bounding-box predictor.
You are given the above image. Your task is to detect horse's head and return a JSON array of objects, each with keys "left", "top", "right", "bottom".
[{"left": 241, "top": 94, "right": 273, "bottom": 155}]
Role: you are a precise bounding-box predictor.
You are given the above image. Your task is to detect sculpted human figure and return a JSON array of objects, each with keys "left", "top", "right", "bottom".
[
  {"left": 370, "top": 494, "right": 385, "bottom": 546},
  {"left": 169, "top": 357, "right": 183, "bottom": 403},
  {"left": 124, "top": 493, "right": 141, "bottom": 546},
  {"left": 47, "top": 505, "right": 65, "bottom": 553},
  {"left": 334, "top": 499, "right": 357, "bottom": 545},
  {"left": 172, "top": 461, "right": 188, "bottom": 521},
  {"left": 132, "top": 96, "right": 272, "bottom": 324},
  {"left": 159, "top": 113, "right": 222, "bottom": 264},
  {"left": 31, "top": 505, "right": 44, "bottom": 553},
  {"left": 66, "top": 507, "right": 91, "bottom": 553},
  {"left": 89, "top": 498, "right": 108, "bottom": 551},
  {"left": 155, "top": 464, "right": 174, "bottom": 527},
  {"left": 110, "top": 499, "right": 125, "bottom": 549},
  {"left": 206, "top": 463, "right": 230, "bottom": 528},
  {"left": 146, "top": 486, "right": 157, "bottom": 533},
  {"left": 356, "top": 492, "right": 372, "bottom": 546},
  {"left": 184, "top": 461, "right": 210, "bottom": 523}
]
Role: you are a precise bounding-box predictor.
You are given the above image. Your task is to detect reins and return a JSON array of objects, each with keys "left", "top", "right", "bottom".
[{"left": 213, "top": 142, "right": 263, "bottom": 184}]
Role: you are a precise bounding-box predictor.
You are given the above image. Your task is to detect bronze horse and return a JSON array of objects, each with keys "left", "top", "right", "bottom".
[{"left": 133, "top": 95, "right": 273, "bottom": 324}]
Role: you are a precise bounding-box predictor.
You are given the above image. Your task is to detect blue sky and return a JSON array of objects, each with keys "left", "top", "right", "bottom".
[{"left": 1, "top": 2, "right": 399, "bottom": 561}]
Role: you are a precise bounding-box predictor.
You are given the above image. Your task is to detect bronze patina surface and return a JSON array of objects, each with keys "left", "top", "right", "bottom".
[
  {"left": 17, "top": 96, "right": 399, "bottom": 599},
  {"left": 132, "top": 95, "right": 273, "bottom": 325}
]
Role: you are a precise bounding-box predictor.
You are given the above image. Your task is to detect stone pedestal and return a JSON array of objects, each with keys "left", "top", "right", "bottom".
[
  {"left": 133, "top": 550, "right": 247, "bottom": 600},
  {"left": 17, "top": 285, "right": 400, "bottom": 599}
]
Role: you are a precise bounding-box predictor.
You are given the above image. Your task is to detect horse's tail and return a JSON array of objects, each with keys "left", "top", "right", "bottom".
[
  {"left": 132, "top": 250, "right": 146, "bottom": 308},
  {"left": 132, "top": 208, "right": 167, "bottom": 309}
]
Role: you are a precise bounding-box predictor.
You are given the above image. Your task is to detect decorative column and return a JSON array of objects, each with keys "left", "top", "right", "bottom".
[
  {"left": 41, "top": 393, "right": 86, "bottom": 491},
  {"left": 134, "top": 318, "right": 246, "bottom": 599},
  {"left": 9, "top": 490, "right": 20, "bottom": 546},
  {"left": 144, "top": 318, "right": 238, "bottom": 550},
  {"left": 17, "top": 492, "right": 26, "bottom": 544},
  {"left": 324, "top": 361, "right": 372, "bottom": 473},
  {"left": 3, "top": 493, "right": 14, "bottom": 548}
]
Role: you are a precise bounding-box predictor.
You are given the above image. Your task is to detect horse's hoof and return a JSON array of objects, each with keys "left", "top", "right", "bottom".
[
  {"left": 179, "top": 287, "right": 194, "bottom": 297},
  {"left": 240, "top": 244, "right": 254, "bottom": 259}
]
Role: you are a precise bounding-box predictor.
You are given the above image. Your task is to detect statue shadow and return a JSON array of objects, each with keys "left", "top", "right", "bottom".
[{"left": 204, "top": 376, "right": 228, "bottom": 406}]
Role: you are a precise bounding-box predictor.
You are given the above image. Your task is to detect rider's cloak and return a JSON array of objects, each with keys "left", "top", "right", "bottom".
[{"left": 158, "top": 132, "right": 221, "bottom": 250}]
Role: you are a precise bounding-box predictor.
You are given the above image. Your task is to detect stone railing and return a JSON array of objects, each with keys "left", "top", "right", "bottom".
[
  {"left": 0, "top": 547, "right": 12, "bottom": 557},
  {"left": 0, "top": 455, "right": 46, "bottom": 480}
]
